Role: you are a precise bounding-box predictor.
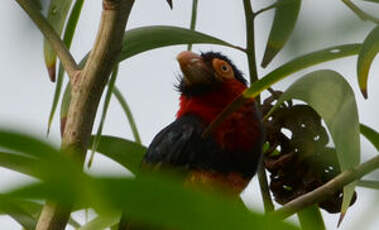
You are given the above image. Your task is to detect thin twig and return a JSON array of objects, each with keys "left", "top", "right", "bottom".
[
  {"left": 273, "top": 154, "right": 379, "bottom": 219},
  {"left": 254, "top": 3, "right": 277, "bottom": 17},
  {"left": 342, "top": 0, "right": 379, "bottom": 24},
  {"left": 257, "top": 161, "right": 275, "bottom": 212},
  {"left": 15, "top": 0, "right": 79, "bottom": 80},
  {"left": 35, "top": 1, "right": 135, "bottom": 230}
]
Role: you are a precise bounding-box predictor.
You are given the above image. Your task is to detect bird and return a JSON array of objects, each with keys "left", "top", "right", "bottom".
[
  {"left": 119, "top": 51, "right": 264, "bottom": 230},
  {"left": 143, "top": 51, "right": 264, "bottom": 195}
]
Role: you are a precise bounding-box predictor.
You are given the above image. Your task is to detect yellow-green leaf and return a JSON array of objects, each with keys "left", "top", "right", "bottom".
[
  {"left": 44, "top": 0, "right": 73, "bottom": 82},
  {"left": 357, "top": 25, "right": 379, "bottom": 98},
  {"left": 261, "top": 0, "right": 301, "bottom": 67}
]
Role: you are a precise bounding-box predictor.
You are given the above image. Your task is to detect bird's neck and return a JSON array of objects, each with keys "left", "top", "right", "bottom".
[{"left": 176, "top": 80, "right": 247, "bottom": 123}]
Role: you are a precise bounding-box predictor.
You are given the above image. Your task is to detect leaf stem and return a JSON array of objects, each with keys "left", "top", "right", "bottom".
[
  {"left": 257, "top": 161, "right": 275, "bottom": 213},
  {"left": 357, "top": 179, "right": 379, "bottom": 189},
  {"left": 187, "top": 0, "right": 199, "bottom": 51},
  {"left": 273, "top": 154, "right": 379, "bottom": 219},
  {"left": 254, "top": 3, "right": 277, "bottom": 17},
  {"left": 15, "top": 0, "right": 79, "bottom": 80}
]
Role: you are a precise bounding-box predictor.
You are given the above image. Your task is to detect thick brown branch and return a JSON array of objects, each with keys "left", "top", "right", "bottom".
[
  {"left": 273, "top": 154, "right": 379, "bottom": 219},
  {"left": 15, "top": 0, "right": 79, "bottom": 79},
  {"left": 35, "top": 1, "right": 135, "bottom": 230}
]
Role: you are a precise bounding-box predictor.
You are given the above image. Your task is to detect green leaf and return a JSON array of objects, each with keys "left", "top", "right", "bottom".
[
  {"left": 244, "top": 44, "right": 361, "bottom": 98},
  {"left": 261, "top": 0, "right": 301, "bottom": 67},
  {"left": 44, "top": 0, "right": 73, "bottom": 82},
  {"left": 112, "top": 86, "right": 141, "bottom": 144},
  {"left": 5, "top": 174, "right": 299, "bottom": 230},
  {"left": 118, "top": 26, "right": 242, "bottom": 61},
  {"left": 357, "top": 25, "right": 379, "bottom": 98},
  {"left": 78, "top": 215, "right": 120, "bottom": 230},
  {"left": 89, "top": 136, "right": 146, "bottom": 174},
  {"left": 362, "top": 0, "right": 379, "bottom": 3},
  {"left": 88, "top": 65, "right": 119, "bottom": 168},
  {"left": 267, "top": 70, "right": 360, "bottom": 218},
  {"left": 297, "top": 206, "right": 325, "bottom": 230},
  {"left": 360, "top": 124, "right": 379, "bottom": 151},
  {"left": 47, "top": 0, "right": 85, "bottom": 134}
]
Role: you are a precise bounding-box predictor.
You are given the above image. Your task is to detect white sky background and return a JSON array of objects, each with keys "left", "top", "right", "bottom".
[{"left": 0, "top": 0, "right": 379, "bottom": 229}]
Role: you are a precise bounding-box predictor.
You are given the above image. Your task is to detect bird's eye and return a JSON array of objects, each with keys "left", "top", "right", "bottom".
[
  {"left": 212, "top": 58, "right": 235, "bottom": 80},
  {"left": 221, "top": 65, "right": 229, "bottom": 72}
]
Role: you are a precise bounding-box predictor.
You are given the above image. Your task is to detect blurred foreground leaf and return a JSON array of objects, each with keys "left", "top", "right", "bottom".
[{"left": 267, "top": 70, "right": 360, "bottom": 219}]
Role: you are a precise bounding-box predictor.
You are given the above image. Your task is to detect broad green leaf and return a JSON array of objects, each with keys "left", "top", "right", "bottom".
[
  {"left": 44, "top": 0, "right": 73, "bottom": 82},
  {"left": 297, "top": 206, "right": 325, "bottom": 230},
  {"left": 47, "top": 0, "right": 85, "bottom": 134},
  {"left": 32, "top": 0, "right": 42, "bottom": 9},
  {"left": 267, "top": 70, "right": 360, "bottom": 218},
  {"left": 78, "top": 215, "right": 120, "bottom": 230},
  {"left": 113, "top": 86, "right": 141, "bottom": 144},
  {"left": 360, "top": 124, "right": 379, "bottom": 151},
  {"left": 357, "top": 25, "right": 379, "bottom": 98},
  {"left": 89, "top": 136, "right": 146, "bottom": 174},
  {"left": 88, "top": 65, "right": 119, "bottom": 168},
  {"left": 261, "top": 0, "right": 301, "bottom": 67},
  {"left": 244, "top": 44, "right": 361, "bottom": 98},
  {"left": 118, "top": 26, "right": 242, "bottom": 61},
  {"left": 5, "top": 174, "right": 299, "bottom": 230}
]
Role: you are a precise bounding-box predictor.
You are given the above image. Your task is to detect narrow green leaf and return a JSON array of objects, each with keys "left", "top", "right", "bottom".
[
  {"left": 60, "top": 83, "right": 71, "bottom": 136},
  {"left": 360, "top": 124, "right": 379, "bottom": 151},
  {"left": 261, "top": 0, "right": 301, "bottom": 67},
  {"left": 297, "top": 206, "right": 325, "bottom": 230},
  {"left": 89, "top": 136, "right": 146, "bottom": 174},
  {"left": 88, "top": 65, "right": 119, "bottom": 168},
  {"left": 267, "top": 70, "right": 360, "bottom": 218},
  {"left": 357, "top": 180, "right": 379, "bottom": 189},
  {"left": 244, "top": 44, "right": 361, "bottom": 98},
  {"left": 118, "top": 26, "right": 243, "bottom": 61},
  {"left": 112, "top": 86, "right": 141, "bottom": 144},
  {"left": 44, "top": 0, "right": 73, "bottom": 82},
  {"left": 187, "top": 0, "right": 199, "bottom": 51},
  {"left": 363, "top": 0, "right": 379, "bottom": 3},
  {"left": 47, "top": 0, "right": 85, "bottom": 135},
  {"left": 357, "top": 25, "right": 379, "bottom": 98},
  {"left": 78, "top": 215, "right": 120, "bottom": 230}
]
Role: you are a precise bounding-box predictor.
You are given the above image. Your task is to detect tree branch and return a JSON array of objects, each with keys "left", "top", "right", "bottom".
[
  {"left": 273, "top": 154, "right": 379, "bottom": 219},
  {"left": 35, "top": 1, "right": 135, "bottom": 230},
  {"left": 15, "top": 0, "right": 79, "bottom": 80}
]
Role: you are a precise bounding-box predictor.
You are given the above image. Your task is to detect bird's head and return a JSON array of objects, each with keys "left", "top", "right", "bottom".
[{"left": 176, "top": 51, "right": 250, "bottom": 122}]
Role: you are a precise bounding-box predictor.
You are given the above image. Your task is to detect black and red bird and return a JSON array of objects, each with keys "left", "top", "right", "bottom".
[{"left": 142, "top": 51, "right": 264, "bottom": 195}]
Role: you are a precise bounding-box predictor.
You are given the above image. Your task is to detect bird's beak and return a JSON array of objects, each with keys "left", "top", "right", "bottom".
[{"left": 176, "top": 51, "right": 213, "bottom": 86}]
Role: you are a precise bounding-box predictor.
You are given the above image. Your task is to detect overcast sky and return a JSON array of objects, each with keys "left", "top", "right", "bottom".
[{"left": 0, "top": 0, "right": 379, "bottom": 229}]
